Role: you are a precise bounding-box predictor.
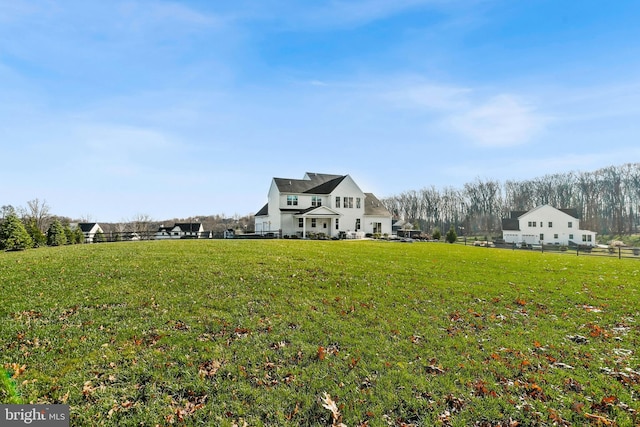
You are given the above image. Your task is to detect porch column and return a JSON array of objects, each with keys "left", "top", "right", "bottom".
[{"left": 302, "top": 218, "right": 306, "bottom": 238}]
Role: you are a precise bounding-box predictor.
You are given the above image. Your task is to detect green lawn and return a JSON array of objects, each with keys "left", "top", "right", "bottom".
[{"left": 1, "top": 240, "right": 639, "bottom": 426}]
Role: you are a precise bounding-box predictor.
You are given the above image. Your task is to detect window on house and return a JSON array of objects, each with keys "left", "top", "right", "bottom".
[
  {"left": 528, "top": 221, "right": 536, "bottom": 227},
  {"left": 311, "top": 196, "right": 322, "bottom": 207},
  {"left": 355, "top": 219, "right": 361, "bottom": 230},
  {"left": 540, "top": 222, "right": 543, "bottom": 227},
  {"left": 356, "top": 197, "right": 361, "bottom": 209},
  {"left": 540, "top": 233, "right": 544, "bottom": 241},
  {"left": 582, "top": 235, "right": 587, "bottom": 242},
  {"left": 287, "top": 195, "right": 298, "bottom": 206},
  {"left": 548, "top": 222, "right": 553, "bottom": 228},
  {"left": 336, "top": 219, "right": 339, "bottom": 230},
  {"left": 298, "top": 218, "right": 303, "bottom": 228},
  {"left": 343, "top": 197, "right": 353, "bottom": 208},
  {"left": 335, "top": 197, "right": 340, "bottom": 208},
  {"left": 554, "top": 234, "right": 558, "bottom": 239},
  {"left": 568, "top": 222, "right": 573, "bottom": 228},
  {"left": 311, "top": 218, "right": 317, "bottom": 228},
  {"left": 569, "top": 234, "right": 574, "bottom": 240},
  {"left": 323, "top": 223, "right": 327, "bottom": 228}
]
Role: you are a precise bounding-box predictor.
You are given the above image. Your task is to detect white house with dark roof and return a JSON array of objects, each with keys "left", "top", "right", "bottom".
[
  {"left": 501, "top": 205, "right": 596, "bottom": 246},
  {"left": 155, "top": 223, "right": 204, "bottom": 239},
  {"left": 255, "top": 172, "right": 392, "bottom": 238},
  {"left": 76, "top": 223, "right": 104, "bottom": 243}
]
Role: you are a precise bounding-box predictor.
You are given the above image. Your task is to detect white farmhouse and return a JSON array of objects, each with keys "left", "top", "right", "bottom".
[
  {"left": 501, "top": 205, "right": 597, "bottom": 246},
  {"left": 254, "top": 172, "right": 392, "bottom": 238},
  {"left": 155, "top": 223, "right": 204, "bottom": 239},
  {"left": 75, "top": 223, "right": 104, "bottom": 243}
]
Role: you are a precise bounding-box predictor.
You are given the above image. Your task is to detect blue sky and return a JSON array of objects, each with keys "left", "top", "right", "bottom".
[{"left": 2, "top": 0, "right": 640, "bottom": 222}]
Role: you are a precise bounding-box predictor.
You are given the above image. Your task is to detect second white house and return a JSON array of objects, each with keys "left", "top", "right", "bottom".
[{"left": 501, "top": 205, "right": 597, "bottom": 246}]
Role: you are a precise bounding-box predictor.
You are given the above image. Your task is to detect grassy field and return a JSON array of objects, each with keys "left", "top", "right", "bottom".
[{"left": 1, "top": 240, "right": 639, "bottom": 426}]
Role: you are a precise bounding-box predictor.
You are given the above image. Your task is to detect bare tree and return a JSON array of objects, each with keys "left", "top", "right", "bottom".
[
  {"left": 26, "top": 198, "right": 52, "bottom": 232},
  {"left": 131, "top": 213, "right": 155, "bottom": 240}
]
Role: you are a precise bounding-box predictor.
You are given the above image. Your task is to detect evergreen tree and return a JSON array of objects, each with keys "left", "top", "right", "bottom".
[
  {"left": 445, "top": 226, "right": 457, "bottom": 244},
  {"left": 93, "top": 230, "right": 105, "bottom": 243},
  {"left": 432, "top": 228, "right": 441, "bottom": 241},
  {"left": 74, "top": 227, "right": 85, "bottom": 244},
  {"left": 47, "top": 220, "right": 67, "bottom": 246},
  {"left": 25, "top": 219, "right": 46, "bottom": 247},
  {"left": 0, "top": 213, "right": 33, "bottom": 251},
  {"left": 63, "top": 224, "right": 75, "bottom": 245}
]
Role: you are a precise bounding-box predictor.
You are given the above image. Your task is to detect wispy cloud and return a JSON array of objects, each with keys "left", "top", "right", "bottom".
[
  {"left": 383, "top": 79, "right": 548, "bottom": 147},
  {"left": 449, "top": 94, "right": 548, "bottom": 147}
]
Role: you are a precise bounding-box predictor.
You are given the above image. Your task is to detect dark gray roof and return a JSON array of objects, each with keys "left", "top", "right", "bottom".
[
  {"left": 559, "top": 208, "right": 579, "bottom": 219},
  {"left": 273, "top": 173, "right": 346, "bottom": 194},
  {"left": 364, "top": 193, "right": 391, "bottom": 216},
  {"left": 78, "top": 223, "right": 99, "bottom": 232},
  {"left": 501, "top": 218, "right": 520, "bottom": 231},
  {"left": 174, "top": 223, "right": 202, "bottom": 232},
  {"left": 255, "top": 203, "right": 268, "bottom": 217}
]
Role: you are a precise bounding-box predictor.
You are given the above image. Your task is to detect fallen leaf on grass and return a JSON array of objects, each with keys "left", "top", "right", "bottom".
[
  {"left": 566, "top": 335, "right": 589, "bottom": 344},
  {"left": 584, "top": 413, "right": 615, "bottom": 425},
  {"left": 425, "top": 364, "right": 446, "bottom": 375},
  {"left": 7, "top": 363, "right": 26, "bottom": 378},
  {"left": 317, "top": 346, "right": 326, "bottom": 361},
  {"left": 551, "top": 362, "right": 575, "bottom": 370},
  {"left": 320, "top": 392, "right": 347, "bottom": 427},
  {"left": 198, "top": 360, "right": 222, "bottom": 378}
]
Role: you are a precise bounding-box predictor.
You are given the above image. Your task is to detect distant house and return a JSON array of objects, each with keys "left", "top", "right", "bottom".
[
  {"left": 155, "top": 223, "right": 204, "bottom": 239},
  {"left": 501, "top": 205, "right": 597, "bottom": 246},
  {"left": 255, "top": 172, "right": 392, "bottom": 238},
  {"left": 77, "top": 223, "right": 104, "bottom": 243}
]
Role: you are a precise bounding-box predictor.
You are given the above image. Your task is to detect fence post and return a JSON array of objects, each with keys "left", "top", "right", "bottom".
[{"left": 619, "top": 246, "right": 622, "bottom": 259}]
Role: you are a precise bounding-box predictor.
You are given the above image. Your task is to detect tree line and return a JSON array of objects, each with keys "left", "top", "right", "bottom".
[
  {"left": 381, "top": 163, "right": 640, "bottom": 238},
  {"left": 0, "top": 204, "right": 94, "bottom": 251},
  {"left": 0, "top": 198, "right": 256, "bottom": 251}
]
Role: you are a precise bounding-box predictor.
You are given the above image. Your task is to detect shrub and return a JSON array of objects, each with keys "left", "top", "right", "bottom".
[
  {"left": 445, "top": 226, "right": 457, "bottom": 244},
  {"left": 74, "top": 227, "right": 85, "bottom": 244},
  {"left": 47, "top": 220, "right": 67, "bottom": 246},
  {"left": 24, "top": 218, "right": 46, "bottom": 248},
  {"left": 432, "top": 228, "right": 441, "bottom": 241},
  {"left": 94, "top": 230, "right": 105, "bottom": 243},
  {"left": 0, "top": 213, "right": 33, "bottom": 251}
]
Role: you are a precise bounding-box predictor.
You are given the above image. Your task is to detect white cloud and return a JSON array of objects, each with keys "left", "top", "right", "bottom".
[
  {"left": 449, "top": 94, "right": 548, "bottom": 147},
  {"left": 385, "top": 81, "right": 471, "bottom": 110},
  {"left": 382, "top": 78, "right": 548, "bottom": 147}
]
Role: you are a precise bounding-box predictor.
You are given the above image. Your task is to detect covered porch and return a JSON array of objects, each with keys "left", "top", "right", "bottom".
[{"left": 294, "top": 206, "right": 341, "bottom": 239}]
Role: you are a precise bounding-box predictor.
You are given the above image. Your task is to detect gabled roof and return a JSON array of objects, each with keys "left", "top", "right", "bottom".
[
  {"left": 255, "top": 203, "right": 268, "bottom": 217},
  {"left": 294, "top": 206, "right": 341, "bottom": 216},
  {"left": 501, "top": 218, "right": 520, "bottom": 231},
  {"left": 364, "top": 193, "right": 391, "bottom": 217},
  {"left": 516, "top": 205, "right": 579, "bottom": 219},
  {"left": 78, "top": 223, "right": 101, "bottom": 233},
  {"left": 273, "top": 173, "right": 346, "bottom": 194},
  {"left": 174, "top": 223, "right": 202, "bottom": 232}
]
